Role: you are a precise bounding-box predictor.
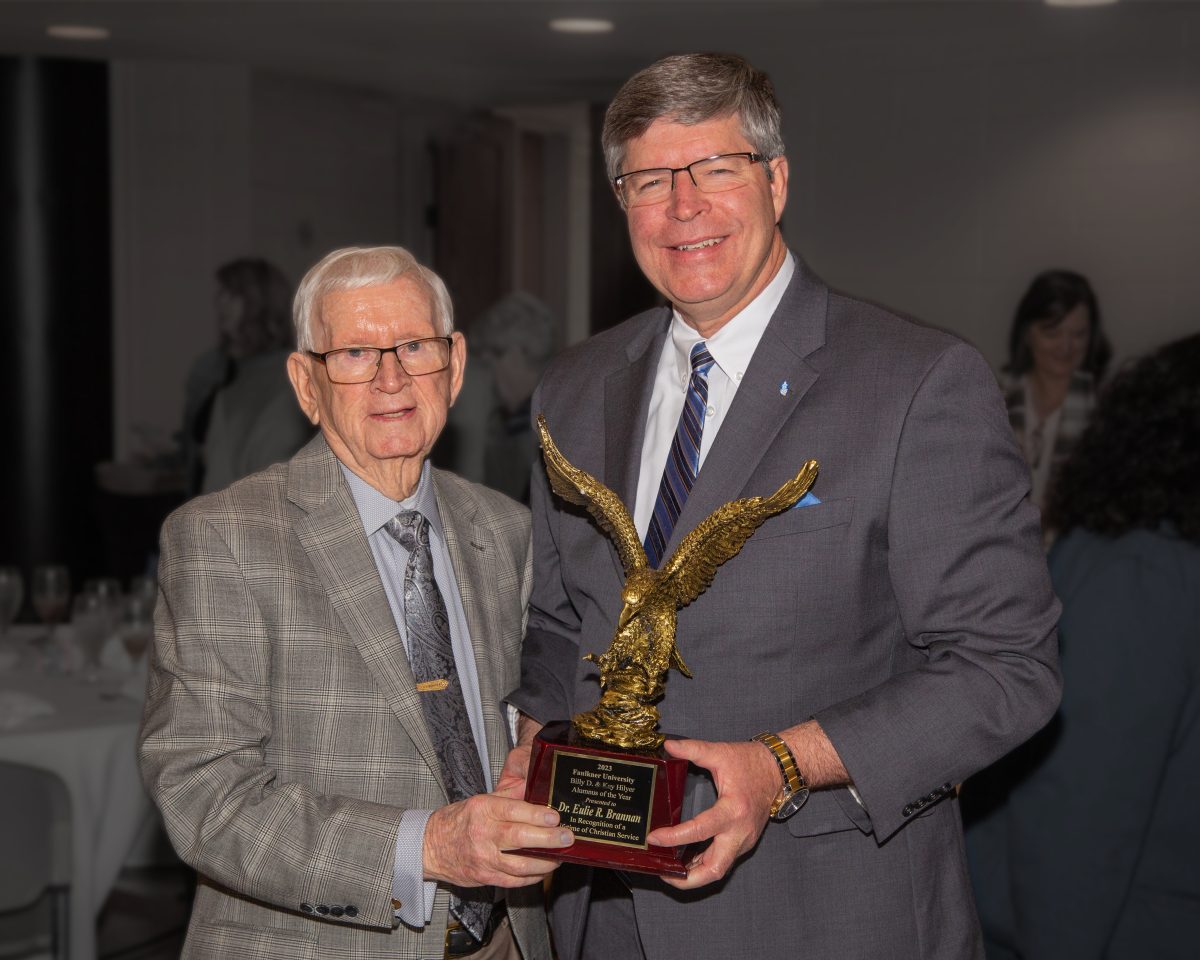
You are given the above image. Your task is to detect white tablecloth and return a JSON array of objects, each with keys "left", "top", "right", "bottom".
[{"left": 0, "top": 642, "right": 153, "bottom": 960}]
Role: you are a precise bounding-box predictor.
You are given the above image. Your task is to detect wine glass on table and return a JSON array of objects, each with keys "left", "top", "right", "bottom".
[
  {"left": 83, "top": 577, "right": 123, "bottom": 635},
  {"left": 32, "top": 565, "right": 71, "bottom": 645},
  {"left": 0, "top": 566, "right": 23, "bottom": 642},
  {"left": 121, "top": 576, "right": 157, "bottom": 666}
]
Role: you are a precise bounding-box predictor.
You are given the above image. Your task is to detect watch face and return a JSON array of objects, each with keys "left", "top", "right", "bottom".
[{"left": 774, "top": 786, "right": 810, "bottom": 821}]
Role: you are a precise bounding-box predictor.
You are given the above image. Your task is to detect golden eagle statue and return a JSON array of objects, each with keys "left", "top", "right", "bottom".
[{"left": 536, "top": 414, "right": 819, "bottom": 749}]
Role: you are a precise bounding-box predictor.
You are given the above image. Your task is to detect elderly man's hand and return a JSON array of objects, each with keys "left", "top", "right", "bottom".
[
  {"left": 494, "top": 743, "right": 532, "bottom": 799},
  {"left": 645, "top": 738, "right": 780, "bottom": 890},
  {"left": 423, "top": 794, "right": 572, "bottom": 889}
]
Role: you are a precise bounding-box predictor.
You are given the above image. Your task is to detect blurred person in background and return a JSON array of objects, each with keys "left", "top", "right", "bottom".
[
  {"left": 180, "top": 257, "right": 314, "bottom": 494},
  {"left": 966, "top": 333, "right": 1200, "bottom": 959},
  {"left": 999, "top": 269, "right": 1111, "bottom": 516},
  {"left": 201, "top": 257, "right": 315, "bottom": 492},
  {"left": 474, "top": 292, "right": 557, "bottom": 502}
]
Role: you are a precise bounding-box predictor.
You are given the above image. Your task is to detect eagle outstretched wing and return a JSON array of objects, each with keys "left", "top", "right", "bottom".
[
  {"left": 659, "top": 460, "right": 819, "bottom": 608},
  {"left": 536, "top": 414, "right": 647, "bottom": 575}
]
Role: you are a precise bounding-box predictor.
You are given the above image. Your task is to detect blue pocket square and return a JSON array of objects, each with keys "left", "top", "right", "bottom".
[{"left": 791, "top": 491, "right": 821, "bottom": 509}]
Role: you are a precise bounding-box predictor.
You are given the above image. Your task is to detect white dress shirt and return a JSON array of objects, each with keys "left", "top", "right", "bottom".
[{"left": 633, "top": 255, "right": 795, "bottom": 538}]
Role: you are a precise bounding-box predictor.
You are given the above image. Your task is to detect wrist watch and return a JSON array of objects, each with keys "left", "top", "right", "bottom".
[{"left": 752, "top": 731, "right": 810, "bottom": 821}]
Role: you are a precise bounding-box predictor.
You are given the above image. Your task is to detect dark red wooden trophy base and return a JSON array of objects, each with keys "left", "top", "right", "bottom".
[{"left": 514, "top": 721, "right": 689, "bottom": 877}]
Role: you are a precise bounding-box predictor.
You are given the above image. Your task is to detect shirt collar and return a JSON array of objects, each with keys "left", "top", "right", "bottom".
[
  {"left": 339, "top": 459, "right": 443, "bottom": 541},
  {"left": 669, "top": 253, "right": 795, "bottom": 384}
]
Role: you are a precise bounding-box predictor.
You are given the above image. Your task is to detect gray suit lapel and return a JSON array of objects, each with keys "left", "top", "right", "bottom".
[
  {"left": 433, "top": 472, "right": 510, "bottom": 785},
  {"left": 662, "top": 260, "right": 829, "bottom": 560},
  {"left": 288, "top": 437, "right": 445, "bottom": 793}
]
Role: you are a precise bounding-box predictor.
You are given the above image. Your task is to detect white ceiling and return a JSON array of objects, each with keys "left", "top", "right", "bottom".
[{"left": 1, "top": 0, "right": 1193, "bottom": 108}]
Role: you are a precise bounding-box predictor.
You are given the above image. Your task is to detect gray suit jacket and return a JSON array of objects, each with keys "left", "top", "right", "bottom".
[
  {"left": 510, "top": 259, "right": 1061, "bottom": 960},
  {"left": 140, "top": 434, "right": 551, "bottom": 960}
]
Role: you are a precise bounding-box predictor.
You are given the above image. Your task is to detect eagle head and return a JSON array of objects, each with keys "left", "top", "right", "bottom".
[{"left": 617, "top": 569, "right": 657, "bottom": 630}]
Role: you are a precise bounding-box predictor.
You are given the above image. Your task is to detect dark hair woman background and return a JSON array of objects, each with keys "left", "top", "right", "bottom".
[
  {"left": 1000, "top": 269, "right": 1112, "bottom": 517},
  {"left": 967, "top": 333, "right": 1200, "bottom": 959}
]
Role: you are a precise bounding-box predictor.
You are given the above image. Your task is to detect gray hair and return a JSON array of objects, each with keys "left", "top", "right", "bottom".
[
  {"left": 216, "top": 258, "right": 293, "bottom": 356},
  {"left": 292, "top": 246, "right": 454, "bottom": 351},
  {"left": 475, "top": 291, "right": 557, "bottom": 364},
  {"left": 602, "top": 52, "right": 785, "bottom": 181}
]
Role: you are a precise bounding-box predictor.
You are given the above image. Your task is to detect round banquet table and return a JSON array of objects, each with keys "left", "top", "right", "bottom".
[{"left": 0, "top": 643, "right": 154, "bottom": 960}]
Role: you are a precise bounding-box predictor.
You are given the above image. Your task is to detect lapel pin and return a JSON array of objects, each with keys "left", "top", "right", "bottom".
[{"left": 779, "top": 380, "right": 790, "bottom": 397}]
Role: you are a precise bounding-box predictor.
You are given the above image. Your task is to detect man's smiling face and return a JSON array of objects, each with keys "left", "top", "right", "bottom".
[
  {"left": 289, "top": 275, "right": 464, "bottom": 491},
  {"left": 621, "top": 113, "right": 789, "bottom": 336}
]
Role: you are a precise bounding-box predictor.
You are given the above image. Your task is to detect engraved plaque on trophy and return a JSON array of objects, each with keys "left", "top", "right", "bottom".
[
  {"left": 522, "top": 721, "right": 689, "bottom": 875},
  {"left": 514, "top": 416, "right": 818, "bottom": 876}
]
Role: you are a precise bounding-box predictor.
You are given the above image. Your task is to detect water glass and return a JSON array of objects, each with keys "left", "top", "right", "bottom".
[
  {"left": 129, "top": 574, "right": 157, "bottom": 604},
  {"left": 71, "top": 591, "right": 109, "bottom": 672},
  {"left": 83, "top": 577, "right": 124, "bottom": 608},
  {"left": 121, "top": 578, "right": 157, "bottom": 665},
  {"left": 32, "top": 565, "right": 71, "bottom": 635}
]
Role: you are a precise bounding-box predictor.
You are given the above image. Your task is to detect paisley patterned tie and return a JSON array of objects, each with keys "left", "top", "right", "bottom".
[{"left": 385, "top": 510, "right": 491, "bottom": 940}]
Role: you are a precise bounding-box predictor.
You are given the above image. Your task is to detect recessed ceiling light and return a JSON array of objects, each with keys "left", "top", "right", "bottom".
[
  {"left": 549, "top": 18, "right": 614, "bottom": 35},
  {"left": 46, "top": 24, "right": 111, "bottom": 41}
]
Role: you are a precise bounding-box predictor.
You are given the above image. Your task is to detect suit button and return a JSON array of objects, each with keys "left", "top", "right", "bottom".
[
  {"left": 345, "top": 905, "right": 358, "bottom": 918},
  {"left": 300, "top": 903, "right": 314, "bottom": 914},
  {"left": 942, "top": 782, "right": 953, "bottom": 793},
  {"left": 317, "top": 904, "right": 329, "bottom": 915},
  {"left": 330, "top": 906, "right": 344, "bottom": 917},
  {"left": 902, "top": 804, "right": 915, "bottom": 817}
]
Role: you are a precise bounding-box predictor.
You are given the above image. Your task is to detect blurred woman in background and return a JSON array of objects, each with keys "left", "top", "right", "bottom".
[
  {"left": 1000, "top": 270, "right": 1111, "bottom": 515},
  {"left": 968, "top": 333, "right": 1200, "bottom": 959},
  {"left": 188, "top": 258, "right": 313, "bottom": 494}
]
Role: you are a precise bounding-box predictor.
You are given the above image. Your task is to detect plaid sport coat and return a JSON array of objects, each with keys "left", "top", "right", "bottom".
[{"left": 139, "top": 434, "right": 550, "bottom": 960}]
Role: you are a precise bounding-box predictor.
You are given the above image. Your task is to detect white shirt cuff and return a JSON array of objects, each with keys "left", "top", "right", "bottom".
[
  {"left": 506, "top": 702, "right": 521, "bottom": 746},
  {"left": 393, "top": 808, "right": 438, "bottom": 927}
]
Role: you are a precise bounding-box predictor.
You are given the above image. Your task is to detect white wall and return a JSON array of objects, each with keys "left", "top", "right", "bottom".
[
  {"left": 109, "top": 64, "right": 461, "bottom": 459},
  {"left": 106, "top": 4, "right": 1200, "bottom": 460},
  {"left": 250, "top": 73, "right": 401, "bottom": 285},
  {"left": 758, "top": 3, "right": 1200, "bottom": 371},
  {"left": 110, "top": 61, "right": 252, "bottom": 461}
]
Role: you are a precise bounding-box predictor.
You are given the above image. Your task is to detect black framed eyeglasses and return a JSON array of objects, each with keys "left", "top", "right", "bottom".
[
  {"left": 307, "top": 336, "right": 453, "bottom": 384},
  {"left": 612, "top": 152, "right": 770, "bottom": 208}
]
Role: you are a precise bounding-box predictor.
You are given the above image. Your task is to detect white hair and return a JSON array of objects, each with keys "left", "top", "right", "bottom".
[{"left": 292, "top": 246, "right": 454, "bottom": 351}]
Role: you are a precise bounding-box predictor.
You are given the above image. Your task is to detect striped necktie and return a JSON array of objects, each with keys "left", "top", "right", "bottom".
[{"left": 643, "top": 341, "right": 715, "bottom": 568}]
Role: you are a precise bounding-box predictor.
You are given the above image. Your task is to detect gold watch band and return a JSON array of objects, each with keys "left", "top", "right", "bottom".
[{"left": 752, "top": 731, "right": 803, "bottom": 815}]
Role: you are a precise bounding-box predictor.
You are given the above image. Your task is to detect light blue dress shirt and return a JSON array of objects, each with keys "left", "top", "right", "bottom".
[{"left": 339, "top": 461, "right": 492, "bottom": 929}]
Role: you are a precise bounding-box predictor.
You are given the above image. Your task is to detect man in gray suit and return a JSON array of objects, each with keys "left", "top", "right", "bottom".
[
  {"left": 140, "top": 246, "right": 571, "bottom": 960},
  {"left": 507, "top": 53, "right": 1061, "bottom": 959}
]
